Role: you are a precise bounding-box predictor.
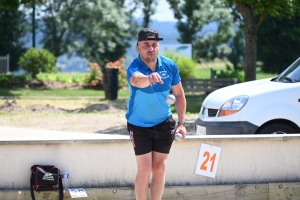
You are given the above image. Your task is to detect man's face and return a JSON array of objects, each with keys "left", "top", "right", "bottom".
[{"left": 137, "top": 35, "right": 159, "bottom": 64}]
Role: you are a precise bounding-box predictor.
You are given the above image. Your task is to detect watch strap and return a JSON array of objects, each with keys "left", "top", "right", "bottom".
[{"left": 178, "top": 121, "right": 185, "bottom": 126}]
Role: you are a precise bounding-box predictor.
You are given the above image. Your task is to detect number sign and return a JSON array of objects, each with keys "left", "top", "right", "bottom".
[{"left": 195, "top": 143, "right": 221, "bottom": 178}]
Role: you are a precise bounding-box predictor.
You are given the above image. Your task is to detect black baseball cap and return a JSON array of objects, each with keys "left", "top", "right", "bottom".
[{"left": 137, "top": 28, "right": 163, "bottom": 42}]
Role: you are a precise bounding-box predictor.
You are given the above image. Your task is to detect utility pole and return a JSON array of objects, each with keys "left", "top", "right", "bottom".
[{"left": 32, "top": 0, "right": 36, "bottom": 48}]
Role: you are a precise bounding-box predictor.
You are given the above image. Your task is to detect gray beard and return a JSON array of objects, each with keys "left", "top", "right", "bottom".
[{"left": 145, "top": 56, "right": 157, "bottom": 63}]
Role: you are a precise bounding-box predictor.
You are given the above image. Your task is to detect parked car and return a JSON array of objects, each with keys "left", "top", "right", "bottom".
[{"left": 195, "top": 57, "right": 300, "bottom": 135}]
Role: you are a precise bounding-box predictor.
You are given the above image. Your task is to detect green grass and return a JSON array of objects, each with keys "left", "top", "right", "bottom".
[
  {"left": 195, "top": 59, "right": 278, "bottom": 80},
  {"left": 196, "top": 59, "right": 227, "bottom": 78},
  {"left": 256, "top": 67, "right": 277, "bottom": 79},
  {"left": 0, "top": 88, "right": 130, "bottom": 98}
]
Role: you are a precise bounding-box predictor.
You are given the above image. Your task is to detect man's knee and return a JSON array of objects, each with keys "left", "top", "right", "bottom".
[{"left": 152, "top": 162, "right": 166, "bottom": 172}]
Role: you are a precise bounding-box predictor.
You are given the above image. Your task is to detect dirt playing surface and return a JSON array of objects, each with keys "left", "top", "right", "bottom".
[
  {"left": 0, "top": 100, "right": 198, "bottom": 135},
  {"left": 0, "top": 100, "right": 122, "bottom": 114}
]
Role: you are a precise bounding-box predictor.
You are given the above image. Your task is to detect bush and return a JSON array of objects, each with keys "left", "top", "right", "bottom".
[
  {"left": 118, "top": 69, "right": 127, "bottom": 88},
  {"left": 55, "top": 73, "right": 73, "bottom": 85},
  {"left": 162, "top": 51, "right": 197, "bottom": 78},
  {"left": 71, "top": 73, "right": 86, "bottom": 84},
  {"left": 36, "top": 72, "right": 86, "bottom": 86},
  {"left": 85, "top": 62, "right": 103, "bottom": 88},
  {"left": 176, "top": 57, "right": 197, "bottom": 78},
  {"left": 84, "top": 58, "right": 128, "bottom": 90},
  {"left": 0, "top": 74, "right": 31, "bottom": 88},
  {"left": 217, "top": 69, "right": 244, "bottom": 83},
  {"left": 0, "top": 74, "right": 10, "bottom": 87},
  {"left": 18, "top": 48, "right": 57, "bottom": 78}
]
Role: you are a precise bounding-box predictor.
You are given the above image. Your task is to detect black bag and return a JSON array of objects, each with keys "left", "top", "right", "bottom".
[{"left": 30, "top": 165, "right": 63, "bottom": 200}]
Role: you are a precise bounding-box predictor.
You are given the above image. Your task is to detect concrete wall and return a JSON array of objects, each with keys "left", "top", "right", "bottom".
[{"left": 1, "top": 126, "right": 300, "bottom": 199}]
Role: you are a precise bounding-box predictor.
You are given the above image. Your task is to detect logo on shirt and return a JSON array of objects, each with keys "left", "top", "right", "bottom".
[{"left": 159, "top": 71, "right": 169, "bottom": 79}]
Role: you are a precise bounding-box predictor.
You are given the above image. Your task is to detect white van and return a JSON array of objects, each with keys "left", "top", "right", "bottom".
[{"left": 195, "top": 58, "right": 300, "bottom": 135}]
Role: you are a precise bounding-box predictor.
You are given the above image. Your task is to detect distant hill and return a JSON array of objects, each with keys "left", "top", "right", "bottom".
[{"left": 151, "top": 21, "right": 180, "bottom": 44}]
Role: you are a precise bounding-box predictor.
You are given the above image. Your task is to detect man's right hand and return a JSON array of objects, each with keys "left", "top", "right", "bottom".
[{"left": 148, "top": 72, "right": 164, "bottom": 85}]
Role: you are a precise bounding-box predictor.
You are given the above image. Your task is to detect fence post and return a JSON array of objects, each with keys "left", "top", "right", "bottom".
[
  {"left": 210, "top": 68, "right": 216, "bottom": 79},
  {"left": 7, "top": 54, "right": 9, "bottom": 73},
  {"left": 0, "top": 54, "right": 9, "bottom": 73}
]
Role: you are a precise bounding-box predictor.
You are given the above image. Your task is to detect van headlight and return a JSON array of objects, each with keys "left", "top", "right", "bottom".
[{"left": 218, "top": 95, "right": 248, "bottom": 117}]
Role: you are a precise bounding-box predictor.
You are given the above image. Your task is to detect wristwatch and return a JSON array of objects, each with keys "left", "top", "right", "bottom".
[{"left": 177, "top": 121, "right": 185, "bottom": 126}]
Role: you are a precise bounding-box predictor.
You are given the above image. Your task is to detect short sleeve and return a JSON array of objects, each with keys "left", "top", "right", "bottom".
[
  {"left": 171, "top": 62, "right": 181, "bottom": 86},
  {"left": 126, "top": 60, "right": 140, "bottom": 82}
]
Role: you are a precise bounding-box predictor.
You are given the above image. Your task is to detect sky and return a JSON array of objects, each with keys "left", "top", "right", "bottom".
[{"left": 132, "top": 0, "right": 176, "bottom": 22}]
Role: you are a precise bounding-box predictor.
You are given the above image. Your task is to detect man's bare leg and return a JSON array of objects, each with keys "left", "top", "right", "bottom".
[
  {"left": 135, "top": 152, "right": 152, "bottom": 200},
  {"left": 150, "top": 151, "right": 169, "bottom": 200}
]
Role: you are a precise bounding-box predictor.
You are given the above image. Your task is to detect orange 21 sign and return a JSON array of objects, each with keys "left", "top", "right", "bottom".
[{"left": 195, "top": 143, "right": 221, "bottom": 178}]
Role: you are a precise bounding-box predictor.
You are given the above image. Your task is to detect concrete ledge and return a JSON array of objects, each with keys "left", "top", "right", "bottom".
[
  {"left": 1, "top": 126, "right": 300, "bottom": 144},
  {"left": 0, "top": 126, "right": 129, "bottom": 144},
  {"left": 4, "top": 182, "right": 300, "bottom": 200},
  {"left": 1, "top": 126, "right": 300, "bottom": 199}
]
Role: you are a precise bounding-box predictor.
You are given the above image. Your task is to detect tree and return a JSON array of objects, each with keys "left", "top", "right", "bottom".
[
  {"left": 229, "top": 0, "right": 300, "bottom": 81},
  {"left": 226, "top": 3, "right": 245, "bottom": 71},
  {"left": 113, "top": 0, "right": 158, "bottom": 29},
  {"left": 0, "top": 0, "right": 33, "bottom": 10},
  {"left": 167, "top": 0, "right": 300, "bottom": 81},
  {"left": 36, "top": 0, "right": 130, "bottom": 68},
  {"left": 38, "top": 0, "right": 85, "bottom": 57},
  {"left": 0, "top": 8, "right": 29, "bottom": 71},
  {"left": 167, "top": 0, "right": 235, "bottom": 62},
  {"left": 141, "top": 0, "right": 158, "bottom": 28},
  {"left": 113, "top": 0, "right": 158, "bottom": 31},
  {"left": 72, "top": 0, "right": 130, "bottom": 67},
  {"left": 257, "top": 15, "right": 300, "bottom": 74},
  {"left": 111, "top": 0, "right": 142, "bottom": 42}
]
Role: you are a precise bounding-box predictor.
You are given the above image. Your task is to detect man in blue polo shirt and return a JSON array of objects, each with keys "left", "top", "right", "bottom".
[{"left": 126, "top": 27, "right": 187, "bottom": 200}]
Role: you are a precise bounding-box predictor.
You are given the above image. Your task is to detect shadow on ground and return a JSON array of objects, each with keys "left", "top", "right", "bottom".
[
  {"left": 96, "top": 126, "right": 128, "bottom": 135},
  {"left": 95, "top": 121, "right": 196, "bottom": 135}
]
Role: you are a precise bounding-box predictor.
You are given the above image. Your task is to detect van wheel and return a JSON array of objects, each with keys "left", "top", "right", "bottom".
[{"left": 256, "top": 123, "right": 298, "bottom": 134}]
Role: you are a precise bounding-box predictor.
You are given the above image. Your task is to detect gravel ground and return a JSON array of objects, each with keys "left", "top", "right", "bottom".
[{"left": 0, "top": 100, "right": 198, "bottom": 135}]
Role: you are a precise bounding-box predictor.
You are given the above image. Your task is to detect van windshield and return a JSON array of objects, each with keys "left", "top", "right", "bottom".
[{"left": 277, "top": 57, "right": 300, "bottom": 83}]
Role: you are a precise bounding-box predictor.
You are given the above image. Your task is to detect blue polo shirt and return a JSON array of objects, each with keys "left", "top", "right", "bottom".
[{"left": 125, "top": 55, "right": 181, "bottom": 127}]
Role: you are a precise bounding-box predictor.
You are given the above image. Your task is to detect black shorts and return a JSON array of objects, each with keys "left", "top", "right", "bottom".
[{"left": 127, "top": 116, "right": 176, "bottom": 156}]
